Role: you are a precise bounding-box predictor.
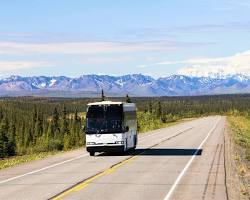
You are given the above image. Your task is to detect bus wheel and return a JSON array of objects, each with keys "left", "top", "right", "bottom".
[
  {"left": 135, "top": 136, "right": 138, "bottom": 146},
  {"left": 134, "top": 136, "right": 137, "bottom": 149},
  {"left": 89, "top": 151, "right": 95, "bottom": 156}
]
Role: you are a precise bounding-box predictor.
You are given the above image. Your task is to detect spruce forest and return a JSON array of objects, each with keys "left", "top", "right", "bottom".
[{"left": 0, "top": 94, "right": 250, "bottom": 159}]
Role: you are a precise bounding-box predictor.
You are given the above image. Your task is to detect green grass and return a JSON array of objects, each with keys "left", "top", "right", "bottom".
[
  {"left": 137, "top": 111, "right": 188, "bottom": 133},
  {"left": 0, "top": 152, "right": 59, "bottom": 170},
  {"left": 228, "top": 115, "right": 250, "bottom": 162},
  {"left": 228, "top": 114, "right": 250, "bottom": 198}
]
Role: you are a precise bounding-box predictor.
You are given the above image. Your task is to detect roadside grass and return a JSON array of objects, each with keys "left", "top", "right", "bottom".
[
  {"left": 228, "top": 115, "right": 250, "bottom": 162},
  {"left": 137, "top": 111, "right": 180, "bottom": 133},
  {"left": 228, "top": 115, "right": 250, "bottom": 198},
  {"left": 0, "top": 152, "right": 59, "bottom": 170}
]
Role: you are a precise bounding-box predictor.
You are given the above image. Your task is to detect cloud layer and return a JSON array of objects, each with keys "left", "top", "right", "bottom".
[
  {"left": 0, "top": 40, "right": 208, "bottom": 74},
  {"left": 141, "top": 50, "right": 250, "bottom": 77},
  {"left": 0, "top": 61, "right": 51, "bottom": 72},
  {"left": 177, "top": 51, "right": 250, "bottom": 77},
  {"left": 0, "top": 41, "right": 182, "bottom": 56}
]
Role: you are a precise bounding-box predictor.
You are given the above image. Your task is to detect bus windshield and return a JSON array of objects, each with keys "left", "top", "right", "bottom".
[{"left": 86, "top": 105, "right": 123, "bottom": 134}]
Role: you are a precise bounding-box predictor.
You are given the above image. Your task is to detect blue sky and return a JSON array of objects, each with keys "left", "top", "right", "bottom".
[{"left": 1, "top": 0, "right": 250, "bottom": 77}]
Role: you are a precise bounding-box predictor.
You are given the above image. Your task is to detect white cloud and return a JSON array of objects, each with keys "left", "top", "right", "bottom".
[
  {"left": 0, "top": 40, "right": 197, "bottom": 73},
  {"left": 178, "top": 51, "right": 250, "bottom": 76},
  {"left": 75, "top": 56, "right": 134, "bottom": 65},
  {"left": 0, "top": 41, "right": 179, "bottom": 56},
  {"left": 0, "top": 61, "right": 50, "bottom": 72},
  {"left": 226, "top": 0, "right": 250, "bottom": 7},
  {"left": 141, "top": 50, "right": 250, "bottom": 77},
  {"left": 0, "top": 56, "right": 134, "bottom": 73}
]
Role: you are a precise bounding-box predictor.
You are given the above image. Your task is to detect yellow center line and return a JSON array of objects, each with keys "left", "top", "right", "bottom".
[
  {"left": 52, "top": 127, "right": 193, "bottom": 200},
  {"left": 51, "top": 155, "right": 138, "bottom": 200}
]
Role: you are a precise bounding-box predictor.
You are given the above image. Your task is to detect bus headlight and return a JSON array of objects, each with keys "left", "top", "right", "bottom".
[
  {"left": 115, "top": 141, "right": 124, "bottom": 144},
  {"left": 87, "top": 142, "right": 95, "bottom": 145}
]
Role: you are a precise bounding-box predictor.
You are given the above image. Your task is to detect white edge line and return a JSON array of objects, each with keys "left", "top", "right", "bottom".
[
  {"left": 0, "top": 117, "right": 212, "bottom": 186},
  {"left": 163, "top": 116, "right": 221, "bottom": 200},
  {"left": 0, "top": 153, "right": 88, "bottom": 184}
]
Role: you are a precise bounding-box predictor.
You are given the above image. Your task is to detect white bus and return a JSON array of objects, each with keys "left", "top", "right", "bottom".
[{"left": 85, "top": 101, "right": 137, "bottom": 156}]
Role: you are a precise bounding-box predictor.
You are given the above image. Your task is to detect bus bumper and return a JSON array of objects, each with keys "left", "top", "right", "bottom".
[{"left": 86, "top": 145, "right": 125, "bottom": 153}]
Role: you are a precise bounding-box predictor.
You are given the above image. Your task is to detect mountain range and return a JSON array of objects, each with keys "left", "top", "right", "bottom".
[{"left": 0, "top": 74, "right": 250, "bottom": 97}]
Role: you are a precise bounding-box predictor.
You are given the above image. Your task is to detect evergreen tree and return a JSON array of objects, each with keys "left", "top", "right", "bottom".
[
  {"left": 0, "top": 108, "right": 3, "bottom": 122},
  {"left": 71, "top": 109, "right": 82, "bottom": 146},
  {"left": 46, "top": 122, "right": 53, "bottom": 140},
  {"left": 61, "top": 106, "right": 70, "bottom": 149},
  {"left": 126, "top": 94, "right": 132, "bottom": 103},
  {"left": 52, "top": 107, "right": 60, "bottom": 139},
  {"left": 24, "top": 126, "right": 32, "bottom": 148},
  {"left": 74, "top": 109, "right": 79, "bottom": 121},
  {"left": 7, "top": 122, "right": 16, "bottom": 156},
  {"left": 161, "top": 110, "right": 167, "bottom": 123},
  {"left": 34, "top": 111, "right": 43, "bottom": 142},
  {"left": 101, "top": 90, "right": 105, "bottom": 101},
  {"left": 0, "top": 118, "right": 9, "bottom": 158},
  {"left": 18, "top": 122, "right": 25, "bottom": 150},
  {"left": 156, "top": 101, "right": 162, "bottom": 118},
  {"left": 148, "top": 101, "right": 153, "bottom": 113},
  {"left": 61, "top": 106, "right": 69, "bottom": 135},
  {"left": 31, "top": 106, "right": 38, "bottom": 139}
]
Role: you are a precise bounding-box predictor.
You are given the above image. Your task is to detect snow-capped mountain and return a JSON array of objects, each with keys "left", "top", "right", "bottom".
[{"left": 0, "top": 74, "right": 250, "bottom": 97}]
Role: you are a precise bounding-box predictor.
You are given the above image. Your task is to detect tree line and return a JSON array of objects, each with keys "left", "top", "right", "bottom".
[
  {"left": 0, "top": 100, "right": 84, "bottom": 158},
  {"left": 1, "top": 94, "right": 250, "bottom": 158}
]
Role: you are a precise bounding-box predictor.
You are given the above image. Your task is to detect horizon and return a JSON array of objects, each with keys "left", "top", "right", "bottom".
[
  {"left": 0, "top": 72, "right": 249, "bottom": 98},
  {"left": 1, "top": 72, "right": 250, "bottom": 80},
  {"left": 1, "top": 1, "right": 250, "bottom": 78}
]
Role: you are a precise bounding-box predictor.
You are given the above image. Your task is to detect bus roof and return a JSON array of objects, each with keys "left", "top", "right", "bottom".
[
  {"left": 87, "top": 101, "right": 122, "bottom": 106},
  {"left": 87, "top": 101, "right": 135, "bottom": 107}
]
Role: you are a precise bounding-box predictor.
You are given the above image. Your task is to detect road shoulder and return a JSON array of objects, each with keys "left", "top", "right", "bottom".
[{"left": 224, "top": 119, "right": 250, "bottom": 200}]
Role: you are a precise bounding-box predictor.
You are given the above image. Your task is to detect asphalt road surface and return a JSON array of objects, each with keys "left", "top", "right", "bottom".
[{"left": 0, "top": 116, "right": 228, "bottom": 200}]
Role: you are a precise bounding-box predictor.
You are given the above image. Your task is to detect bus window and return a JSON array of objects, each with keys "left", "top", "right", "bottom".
[
  {"left": 86, "top": 106, "right": 104, "bottom": 119},
  {"left": 106, "top": 105, "right": 123, "bottom": 133},
  {"left": 86, "top": 106, "right": 105, "bottom": 134},
  {"left": 86, "top": 105, "right": 123, "bottom": 134},
  {"left": 106, "top": 105, "right": 122, "bottom": 120}
]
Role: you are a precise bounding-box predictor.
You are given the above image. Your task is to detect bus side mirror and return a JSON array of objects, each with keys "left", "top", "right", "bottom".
[
  {"left": 125, "top": 126, "right": 129, "bottom": 132},
  {"left": 82, "top": 125, "right": 86, "bottom": 132}
]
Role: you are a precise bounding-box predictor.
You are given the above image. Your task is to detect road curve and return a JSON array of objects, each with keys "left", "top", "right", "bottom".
[{"left": 0, "top": 116, "right": 228, "bottom": 200}]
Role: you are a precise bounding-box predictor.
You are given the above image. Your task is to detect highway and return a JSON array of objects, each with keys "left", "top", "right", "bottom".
[{"left": 0, "top": 116, "right": 228, "bottom": 200}]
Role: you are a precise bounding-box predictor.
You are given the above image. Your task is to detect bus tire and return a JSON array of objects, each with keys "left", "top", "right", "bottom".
[
  {"left": 89, "top": 151, "right": 95, "bottom": 156},
  {"left": 133, "top": 136, "right": 137, "bottom": 149},
  {"left": 135, "top": 135, "right": 137, "bottom": 147}
]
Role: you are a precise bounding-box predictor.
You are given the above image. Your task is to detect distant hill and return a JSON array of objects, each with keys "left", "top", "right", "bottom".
[{"left": 0, "top": 74, "right": 250, "bottom": 97}]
